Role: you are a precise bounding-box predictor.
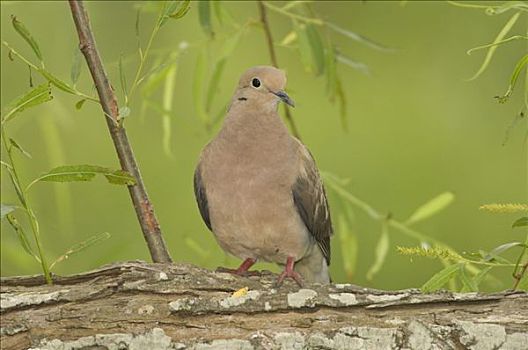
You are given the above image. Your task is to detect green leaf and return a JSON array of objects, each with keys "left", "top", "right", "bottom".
[
  {"left": 366, "top": 221, "right": 390, "bottom": 280},
  {"left": 1, "top": 203, "right": 16, "bottom": 220},
  {"left": 2, "top": 83, "right": 53, "bottom": 123},
  {"left": 326, "top": 22, "right": 395, "bottom": 52},
  {"left": 141, "top": 58, "right": 178, "bottom": 97},
  {"left": 119, "top": 54, "right": 128, "bottom": 103},
  {"left": 472, "top": 266, "right": 493, "bottom": 289},
  {"left": 5, "top": 213, "right": 39, "bottom": 261},
  {"left": 162, "top": 61, "right": 177, "bottom": 157},
  {"left": 483, "top": 242, "right": 525, "bottom": 262},
  {"left": 71, "top": 48, "right": 82, "bottom": 86},
  {"left": 280, "top": 30, "right": 298, "bottom": 46},
  {"left": 75, "top": 99, "right": 86, "bottom": 110},
  {"left": 496, "top": 54, "right": 528, "bottom": 103},
  {"left": 421, "top": 263, "right": 461, "bottom": 292},
  {"left": 9, "top": 138, "right": 32, "bottom": 158},
  {"left": 296, "top": 21, "right": 314, "bottom": 73},
  {"left": 198, "top": 0, "right": 213, "bottom": 37},
  {"left": 50, "top": 232, "right": 111, "bottom": 270},
  {"left": 29, "top": 165, "right": 136, "bottom": 188},
  {"left": 406, "top": 192, "right": 455, "bottom": 225},
  {"left": 169, "top": 0, "right": 191, "bottom": 19},
  {"left": 336, "top": 54, "right": 370, "bottom": 75},
  {"left": 119, "top": 106, "right": 131, "bottom": 119},
  {"left": 11, "top": 15, "right": 42, "bottom": 62},
  {"left": 512, "top": 216, "right": 528, "bottom": 228},
  {"left": 459, "top": 263, "right": 478, "bottom": 292},
  {"left": 468, "top": 12, "right": 520, "bottom": 81},
  {"left": 40, "top": 69, "right": 77, "bottom": 94},
  {"left": 305, "top": 24, "right": 325, "bottom": 76},
  {"left": 335, "top": 76, "right": 348, "bottom": 130}
]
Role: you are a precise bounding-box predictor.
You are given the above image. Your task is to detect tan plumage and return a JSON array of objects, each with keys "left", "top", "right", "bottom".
[{"left": 194, "top": 66, "right": 333, "bottom": 284}]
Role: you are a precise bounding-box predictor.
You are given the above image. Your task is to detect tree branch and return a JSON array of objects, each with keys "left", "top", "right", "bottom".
[
  {"left": 2, "top": 261, "right": 527, "bottom": 349},
  {"left": 258, "top": 0, "right": 302, "bottom": 140},
  {"left": 68, "top": 0, "right": 172, "bottom": 263}
]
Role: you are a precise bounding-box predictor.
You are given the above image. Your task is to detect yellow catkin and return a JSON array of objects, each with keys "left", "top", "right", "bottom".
[
  {"left": 479, "top": 203, "right": 528, "bottom": 213},
  {"left": 232, "top": 287, "right": 249, "bottom": 298}
]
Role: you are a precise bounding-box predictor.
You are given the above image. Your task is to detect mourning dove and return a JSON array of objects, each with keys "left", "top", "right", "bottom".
[{"left": 194, "top": 66, "right": 333, "bottom": 285}]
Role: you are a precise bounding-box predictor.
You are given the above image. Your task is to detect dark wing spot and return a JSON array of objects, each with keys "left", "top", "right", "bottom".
[
  {"left": 238, "top": 97, "right": 248, "bottom": 101},
  {"left": 194, "top": 166, "right": 212, "bottom": 231}
]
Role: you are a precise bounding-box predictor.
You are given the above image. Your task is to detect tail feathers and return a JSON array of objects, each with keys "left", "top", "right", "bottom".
[{"left": 294, "top": 244, "right": 330, "bottom": 284}]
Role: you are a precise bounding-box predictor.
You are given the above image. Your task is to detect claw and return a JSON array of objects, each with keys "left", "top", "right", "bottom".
[
  {"left": 276, "top": 256, "right": 304, "bottom": 287},
  {"left": 216, "top": 258, "right": 258, "bottom": 276}
]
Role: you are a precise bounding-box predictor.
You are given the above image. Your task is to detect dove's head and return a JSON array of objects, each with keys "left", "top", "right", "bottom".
[{"left": 235, "top": 66, "right": 295, "bottom": 109}]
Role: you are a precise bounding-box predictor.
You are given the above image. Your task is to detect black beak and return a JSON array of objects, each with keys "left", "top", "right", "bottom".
[{"left": 273, "top": 90, "right": 295, "bottom": 107}]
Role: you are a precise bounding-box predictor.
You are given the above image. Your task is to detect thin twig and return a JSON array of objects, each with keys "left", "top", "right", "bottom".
[
  {"left": 257, "top": 0, "right": 301, "bottom": 140},
  {"left": 68, "top": 0, "right": 172, "bottom": 263}
]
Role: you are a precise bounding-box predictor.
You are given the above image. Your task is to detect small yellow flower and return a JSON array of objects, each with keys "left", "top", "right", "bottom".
[{"left": 479, "top": 203, "right": 528, "bottom": 214}]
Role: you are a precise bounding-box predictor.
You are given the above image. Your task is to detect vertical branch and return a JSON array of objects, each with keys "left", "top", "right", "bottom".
[
  {"left": 258, "top": 0, "right": 302, "bottom": 140},
  {"left": 68, "top": 0, "right": 172, "bottom": 263}
]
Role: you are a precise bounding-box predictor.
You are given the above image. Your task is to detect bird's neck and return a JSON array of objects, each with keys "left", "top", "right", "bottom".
[{"left": 219, "top": 102, "right": 291, "bottom": 148}]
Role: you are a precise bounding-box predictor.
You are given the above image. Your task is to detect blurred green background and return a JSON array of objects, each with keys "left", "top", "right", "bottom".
[{"left": 1, "top": 1, "right": 526, "bottom": 291}]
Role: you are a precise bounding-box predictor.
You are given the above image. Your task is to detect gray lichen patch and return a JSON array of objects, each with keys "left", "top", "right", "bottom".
[
  {"left": 287, "top": 289, "right": 317, "bottom": 308},
  {"left": 457, "top": 321, "right": 506, "bottom": 350},
  {"left": 192, "top": 339, "right": 254, "bottom": 350},
  {"left": 274, "top": 331, "right": 305, "bottom": 350},
  {"left": 328, "top": 293, "right": 358, "bottom": 306},
  {"left": 0, "top": 290, "right": 69, "bottom": 310},
  {"left": 219, "top": 290, "right": 260, "bottom": 308},
  {"left": 169, "top": 298, "right": 197, "bottom": 312},
  {"left": 366, "top": 293, "right": 408, "bottom": 303},
  {"left": 407, "top": 320, "right": 435, "bottom": 350},
  {"left": 30, "top": 327, "right": 172, "bottom": 350}
]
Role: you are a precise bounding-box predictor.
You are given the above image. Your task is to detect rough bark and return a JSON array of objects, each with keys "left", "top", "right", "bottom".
[{"left": 1, "top": 261, "right": 527, "bottom": 350}]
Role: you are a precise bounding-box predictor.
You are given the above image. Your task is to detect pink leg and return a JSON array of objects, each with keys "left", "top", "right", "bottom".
[
  {"left": 216, "top": 258, "right": 259, "bottom": 276},
  {"left": 276, "top": 256, "right": 304, "bottom": 287}
]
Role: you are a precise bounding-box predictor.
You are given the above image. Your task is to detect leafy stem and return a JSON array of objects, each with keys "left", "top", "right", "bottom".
[{"left": 1, "top": 126, "right": 52, "bottom": 284}]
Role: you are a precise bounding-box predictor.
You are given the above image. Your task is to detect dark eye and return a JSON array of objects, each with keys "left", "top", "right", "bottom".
[{"left": 251, "top": 78, "right": 261, "bottom": 88}]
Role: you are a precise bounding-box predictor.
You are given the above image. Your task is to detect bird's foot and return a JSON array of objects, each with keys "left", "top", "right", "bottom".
[
  {"left": 276, "top": 256, "right": 304, "bottom": 287},
  {"left": 216, "top": 258, "right": 259, "bottom": 277}
]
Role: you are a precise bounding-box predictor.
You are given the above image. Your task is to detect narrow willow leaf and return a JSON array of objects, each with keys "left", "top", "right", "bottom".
[
  {"left": 162, "top": 62, "right": 177, "bottom": 157},
  {"left": 280, "top": 30, "right": 298, "bottom": 46},
  {"left": 198, "top": 0, "right": 213, "bottom": 37},
  {"left": 159, "top": 0, "right": 180, "bottom": 27},
  {"left": 50, "top": 232, "right": 111, "bottom": 270},
  {"left": 512, "top": 216, "right": 528, "bottom": 228},
  {"left": 169, "top": 0, "right": 191, "bottom": 19},
  {"left": 6, "top": 213, "right": 39, "bottom": 261},
  {"left": 296, "top": 22, "right": 314, "bottom": 73},
  {"left": 484, "top": 242, "right": 525, "bottom": 261},
  {"left": 472, "top": 266, "right": 493, "bottom": 288},
  {"left": 9, "top": 138, "right": 31, "bottom": 158},
  {"left": 306, "top": 24, "right": 325, "bottom": 76},
  {"left": 459, "top": 264, "right": 478, "bottom": 292},
  {"left": 75, "top": 99, "right": 86, "bottom": 110},
  {"left": 40, "top": 69, "right": 77, "bottom": 94},
  {"left": 468, "top": 12, "right": 520, "bottom": 81},
  {"left": 193, "top": 50, "right": 208, "bottom": 123},
  {"left": 366, "top": 221, "right": 390, "bottom": 280},
  {"left": 325, "top": 43, "right": 337, "bottom": 101},
  {"left": 212, "top": 0, "right": 224, "bottom": 25},
  {"left": 71, "top": 48, "right": 82, "bottom": 86},
  {"left": 119, "top": 54, "right": 128, "bottom": 103},
  {"left": 421, "top": 263, "right": 461, "bottom": 292},
  {"left": 406, "top": 192, "right": 455, "bottom": 225},
  {"left": 336, "top": 54, "right": 370, "bottom": 75},
  {"left": 11, "top": 15, "right": 42, "bottom": 62},
  {"left": 335, "top": 76, "right": 348, "bottom": 131},
  {"left": 30, "top": 165, "right": 136, "bottom": 187},
  {"left": 141, "top": 58, "right": 176, "bottom": 97},
  {"left": 496, "top": 54, "right": 528, "bottom": 103},
  {"left": 3, "top": 83, "right": 53, "bottom": 123},
  {"left": 1, "top": 203, "right": 16, "bottom": 220},
  {"left": 326, "top": 22, "right": 395, "bottom": 52}
]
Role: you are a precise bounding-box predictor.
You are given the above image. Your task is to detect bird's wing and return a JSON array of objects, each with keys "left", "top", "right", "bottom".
[
  {"left": 292, "top": 140, "right": 333, "bottom": 265},
  {"left": 194, "top": 164, "right": 212, "bottom": 231}
]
